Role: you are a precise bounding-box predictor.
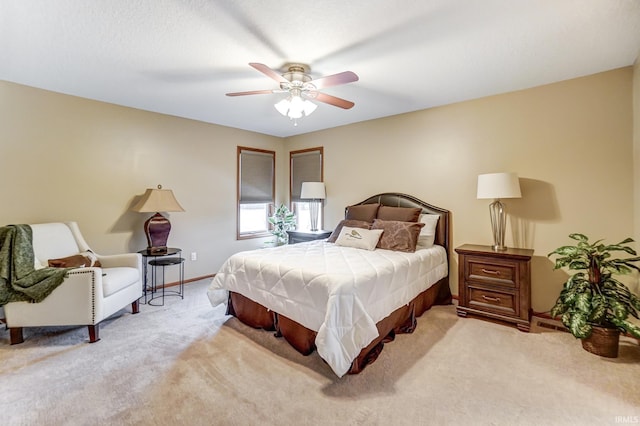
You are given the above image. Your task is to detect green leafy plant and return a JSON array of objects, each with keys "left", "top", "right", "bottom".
[
  {"left": 268, "top": 204, "right": 296, "bottom": 245},
  {"left": 548, "top": 233, "right": 640, "bottom": 339}
]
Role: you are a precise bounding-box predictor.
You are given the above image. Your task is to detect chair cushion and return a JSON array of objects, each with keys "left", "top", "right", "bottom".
[{"left": 102, "top": 267, "right": 140, "bottom": 297}]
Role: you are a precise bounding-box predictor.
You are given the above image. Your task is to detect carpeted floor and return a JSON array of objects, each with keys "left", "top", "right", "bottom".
[{"left": 1, "top": 279, "right": 639, "bottom": 426}]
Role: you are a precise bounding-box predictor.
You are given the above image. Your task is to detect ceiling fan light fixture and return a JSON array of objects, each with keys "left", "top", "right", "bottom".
[
  {"left": 274, "top": 98, "right": 290, "bottom": 116},
  {"left": 302, "top": 99, "right": 317, "bottom": 115},
  {"left": 274, "top": 95, "right": 317, "bottom": 120},
  {"left": 229, "top": 62, "right": 357, "bottom": 124}
]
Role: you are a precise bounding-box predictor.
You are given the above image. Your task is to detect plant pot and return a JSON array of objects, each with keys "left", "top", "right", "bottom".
[{"left": 581, "top": 326, "right": 620, "bottom": 358}]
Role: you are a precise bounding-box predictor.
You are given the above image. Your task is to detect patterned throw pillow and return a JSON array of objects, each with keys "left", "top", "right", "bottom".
[
  {"left": 371, "top": 219, "right": 425, "bottom": 252},
  {"left": 334, "top": 226, "right": 383, "bottom": 251},
  {"left": 327, "top": 219, "right": 371, "bottom": 243}
]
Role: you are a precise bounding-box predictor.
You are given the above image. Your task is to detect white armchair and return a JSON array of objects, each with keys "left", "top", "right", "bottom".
[{"left": 4, "top": 222, "right": 142, "bottom": 344}]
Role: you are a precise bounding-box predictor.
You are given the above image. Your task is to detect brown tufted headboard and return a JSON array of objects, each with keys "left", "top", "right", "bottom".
[{"left": 353, "top": 193, "right": 450, "bottom": 254}]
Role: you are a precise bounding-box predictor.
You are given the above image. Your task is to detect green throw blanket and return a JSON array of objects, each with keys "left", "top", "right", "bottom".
[{"left": 0, "top": 224, "right": 69, "bottom": 306}]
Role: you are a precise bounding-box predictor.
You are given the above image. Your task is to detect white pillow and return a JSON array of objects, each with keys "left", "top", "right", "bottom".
[
  {"left": 335, "top": 226, "right": 384, "bottom": 251},
  {"left": 417, "top": 214, "right": 440, "bottom": 248}
]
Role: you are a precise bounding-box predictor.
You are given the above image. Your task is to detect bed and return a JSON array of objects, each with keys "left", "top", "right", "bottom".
[{"left": 208, "top": 193, "right": 451, "bottom": 377}]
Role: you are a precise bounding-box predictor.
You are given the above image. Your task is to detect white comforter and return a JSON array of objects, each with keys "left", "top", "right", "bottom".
[{"left": 207, "top": 240, "right": 448, "bottom": 377}]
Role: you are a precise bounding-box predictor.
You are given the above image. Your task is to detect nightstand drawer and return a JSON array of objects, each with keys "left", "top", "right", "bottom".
[
  {"left": 468, "top": 285, "right": 518, "bottom": 316},
  {"left": 467, "top": 257, "right": 517, "bottom": 287}
]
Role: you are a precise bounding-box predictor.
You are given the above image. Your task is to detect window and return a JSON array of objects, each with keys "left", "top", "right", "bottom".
[
  {"left": 237, "top": 146, "right": 275, "bottom": 239},
  {"left": 290, "top": 147, "right": 323, "bottom": 231}
]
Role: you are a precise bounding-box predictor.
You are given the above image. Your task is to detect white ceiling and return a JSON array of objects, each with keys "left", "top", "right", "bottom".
[{"left": 2, "top": 0, "right": 640, "bottom": 138}]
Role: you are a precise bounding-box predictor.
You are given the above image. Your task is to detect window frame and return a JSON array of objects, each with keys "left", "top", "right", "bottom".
[
  {"left": 237, "top": 146, "right": 276, "bottom": 240},
  {"left": 289, "top": 147, "right": 324, "bottom": 231}
]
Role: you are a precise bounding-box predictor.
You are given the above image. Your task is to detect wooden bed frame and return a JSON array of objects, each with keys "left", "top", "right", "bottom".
[{"left": 227, "top": 193, "right": 452, "bottom": 374}]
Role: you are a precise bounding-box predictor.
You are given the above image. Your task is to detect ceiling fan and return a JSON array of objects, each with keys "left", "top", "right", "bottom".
[{"left": 226, "top": 63, "right": 359, "bottom": 123}]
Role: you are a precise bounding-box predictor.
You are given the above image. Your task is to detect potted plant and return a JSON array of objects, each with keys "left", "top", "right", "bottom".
[
  {"left": 268, "top": 204, "right": 296, "bottom": 245},
  {"left": 548, "top": 233, "right": 640, "bottom": 357}
]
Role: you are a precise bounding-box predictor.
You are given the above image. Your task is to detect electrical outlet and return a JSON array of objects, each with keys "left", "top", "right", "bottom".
[{"left": 191, "top": 252, "right": 197, "bottom": 261}]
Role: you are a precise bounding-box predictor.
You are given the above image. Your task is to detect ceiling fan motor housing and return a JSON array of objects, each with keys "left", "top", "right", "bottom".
[{"left": 280, "top": 64, "right": 313, "bottom": 90}]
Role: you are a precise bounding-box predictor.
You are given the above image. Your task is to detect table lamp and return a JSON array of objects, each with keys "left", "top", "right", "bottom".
[
  {"left": 477, "top": 172, "right": 521, "bottom": 251},
  {"left": 132, "top": 185, "right": 185, "bottom": 254}
]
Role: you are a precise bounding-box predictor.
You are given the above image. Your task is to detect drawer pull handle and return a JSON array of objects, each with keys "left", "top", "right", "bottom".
[
  {"left": 482, "top": 295, "right": 501, "bottom": 302},
  {"left": 481, "top": 268, "right": 500, "bottom": 275}
]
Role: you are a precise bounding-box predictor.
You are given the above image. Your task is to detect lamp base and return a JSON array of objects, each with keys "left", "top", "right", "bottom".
[
  {"left": 309, "top": 199, "right": 320, "bottom": 232},
  {"left": 488, "top": 199, "right": 508, "bottom": 251},
  {"left": 144, "top": 212, "right": 171, "bottom": 254}
]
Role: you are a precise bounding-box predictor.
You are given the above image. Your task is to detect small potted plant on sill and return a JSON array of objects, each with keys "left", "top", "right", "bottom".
[
  {"left": 548, "top": 233, "right": 640, "bottom": 357},
  {"left": 268, "top": 204, "right": 296, "bottom": 246}
]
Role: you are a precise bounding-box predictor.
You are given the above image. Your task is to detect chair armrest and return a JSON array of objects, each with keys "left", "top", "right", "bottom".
[
  {"left": 97, "top": 253, "right": 142, "bottom": 270},
  {"left": 5, "top": 269, "right": 103, "bottom": 327}
]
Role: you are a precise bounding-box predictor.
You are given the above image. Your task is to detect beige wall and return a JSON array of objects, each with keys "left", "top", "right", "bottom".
[
  {"left": 286, "top": 67, "right": 635, "bottom": 312},
  {"left": 0, "top": 81, "right": 283, "bottom": 283},
  {"left": 1, "top": 67, "right": 635, "bottom": 311}
]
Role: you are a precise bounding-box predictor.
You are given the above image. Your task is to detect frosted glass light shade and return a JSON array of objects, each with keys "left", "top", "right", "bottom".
[{"left": 274, "top": 96, "right": 317, "bottom": 119}]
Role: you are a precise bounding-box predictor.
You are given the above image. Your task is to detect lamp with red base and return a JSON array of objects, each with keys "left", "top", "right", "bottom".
[{"left": 132, "top": 185, "right": 185, "bottom": 254}]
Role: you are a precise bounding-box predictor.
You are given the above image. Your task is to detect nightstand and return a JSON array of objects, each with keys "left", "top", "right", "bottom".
[
  {"left": 455, "top": 244, "right": 534, "bottom": 332},
  {"left": 287, "top": 229, "right": 332, "bottom": 244}
]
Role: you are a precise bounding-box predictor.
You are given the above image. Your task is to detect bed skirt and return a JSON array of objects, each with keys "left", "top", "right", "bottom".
[{"left": 226, "top": 276, "right": 452, "bottom": 375}]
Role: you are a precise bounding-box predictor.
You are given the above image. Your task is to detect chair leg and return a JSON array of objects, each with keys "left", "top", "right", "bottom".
[
  {"left": 88, "top": 325, "right": 100, "bottom": 343},
  {"left": 9, "top": 327, "right": 24, "bottom": 345},
  {"left": 131, "top": 299, "right": 140, "bottom": 314}
]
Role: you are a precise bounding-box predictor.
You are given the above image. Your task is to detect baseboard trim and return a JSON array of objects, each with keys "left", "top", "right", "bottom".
[{"left": 157, "top": 274, "right": 216, "bottom": 289}]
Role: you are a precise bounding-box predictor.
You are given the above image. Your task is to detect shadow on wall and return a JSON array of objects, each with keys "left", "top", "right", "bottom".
[
  {"left": 532, "top": 255, "right": 568, "bottom": 315},
  {"left": 505, "top": 178, "right": 566, "bottom": 312},
  {"left": 109, "top": 193, "right": 149, "bottom": 252},
  {"left": 508, "top": 178, "right": 561, "bottom": 249}
]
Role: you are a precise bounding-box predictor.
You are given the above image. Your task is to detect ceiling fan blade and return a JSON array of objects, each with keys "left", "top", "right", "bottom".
[
  {"left": 226, "top": 89, "right": 277, "bottom": 97},
  {"left": 313, "top": 92, "right": 355, "bottom": 109},
  {"left": 312, "top": 71, "right": 359, "bottom": 89},
  {"left": 249, "top": 63, "right": 288, "bottom": 84}
]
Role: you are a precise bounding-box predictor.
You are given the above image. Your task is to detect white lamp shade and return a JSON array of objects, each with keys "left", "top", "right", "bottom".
[
  {"left": 300, "top": 182, "right": 326, "bottom": 200},
  {"left": 132, "top": 187, "right": 185, "bottom": 213},
  {"left": 477, "top": 173, "right": 521, "bottom": 200}
]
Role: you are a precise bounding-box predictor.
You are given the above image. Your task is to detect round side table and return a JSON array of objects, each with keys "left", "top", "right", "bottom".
[{"left": 147, "top": 257, "right": 185, "bottom": 306}]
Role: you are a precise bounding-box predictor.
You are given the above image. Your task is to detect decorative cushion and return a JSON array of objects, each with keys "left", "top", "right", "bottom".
[
  {"left": 327, "top": 219, "right": 371, "bottom": 243},
  {"left": 345, "top": 203, "right": 380, "bottom": 222},
  {"left": 334, "top": 227, "right": 383, "bottom": 251},
  {"left": 48, "top": 251, "right": 102, "bottom": 268},
  {"left": 371, "top": 219, "right": 425, "bottom": 252},
  {"left": 376, "top": 206, "right": 422, "bottom": 222},
  {"left": 417, "top": 214, "right": 440, "bottom": 248}
]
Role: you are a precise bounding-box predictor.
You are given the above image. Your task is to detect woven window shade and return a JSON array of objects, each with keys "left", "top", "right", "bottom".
[
  {"left": 291, "top": 150, "right": 322, "bottom": 202},
  {"left": 239, "top": 149, "right": 274, "bottom": 203}
]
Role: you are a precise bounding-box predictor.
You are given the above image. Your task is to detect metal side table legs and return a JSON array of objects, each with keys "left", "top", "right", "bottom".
[{"left": 147, "top": 257, "right": 185, "bottom": 306}]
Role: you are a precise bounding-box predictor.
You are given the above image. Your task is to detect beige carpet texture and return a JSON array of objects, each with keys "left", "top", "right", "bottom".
[{"left": 1, "top": 279, "right": 639, "bottom": 426}]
